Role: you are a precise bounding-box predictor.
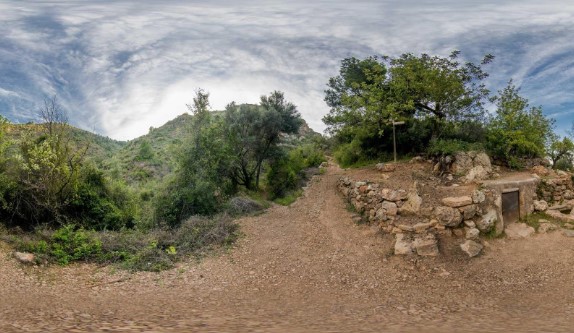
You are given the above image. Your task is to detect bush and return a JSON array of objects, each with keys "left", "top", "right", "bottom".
[
  {"left": 154, "top": 176, "right": 221, "bottom": 228},
  {"left": 67, "top": 166, "right": 136, "bottom": 230},
  {"left": 427, "top": 139, "right": 484, "bottom": 157},
  {"left": 19, "top": 225, "right": 102, "bottom": 265}
]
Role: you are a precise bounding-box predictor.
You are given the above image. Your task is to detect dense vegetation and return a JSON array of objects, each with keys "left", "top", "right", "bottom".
[
  {"left": 323, "top": 51, "right": 564, "bottom": 169},
  {"left": 0, "top": 92, "right": 325, "bottom": 270}
]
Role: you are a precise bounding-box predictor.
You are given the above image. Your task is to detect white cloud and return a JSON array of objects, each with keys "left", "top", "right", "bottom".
[{"left": 1, "top": 0, "right": 574, "bottom": 139}]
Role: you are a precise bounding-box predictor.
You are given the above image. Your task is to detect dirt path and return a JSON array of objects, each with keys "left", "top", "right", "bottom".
[{"left": 1, "top": 163, "right": 574, "bottom": 332}]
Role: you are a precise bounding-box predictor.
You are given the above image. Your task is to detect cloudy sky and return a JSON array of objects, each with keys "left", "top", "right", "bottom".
[{"left": 1, "top": 0, "right": 574, "bottom": 140}]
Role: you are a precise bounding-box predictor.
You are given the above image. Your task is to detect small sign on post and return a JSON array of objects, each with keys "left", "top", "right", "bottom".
[{"left": 392, "top": 119, "right": 405, "bottom": 163}]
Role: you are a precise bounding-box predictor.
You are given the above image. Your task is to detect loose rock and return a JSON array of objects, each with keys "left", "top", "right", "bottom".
[
  {"left": 434, "top": 206, "right": 463, "bottom": 227},
  {"left": 442, "top": 196, "right": 473, "bottom": 208},
  {"left": 14, "top": 252, "right": 35, "bottom": 265},
  {"left": 394, "top": 234, "right": 414, "bottom": 255},
  {"left": 533, "top": 200, "right": 548, "bottom": 212},
  {"left": 460, "top": 240, "right": 483, "bottom": 257},
  {"left": 505, "top": 223, "right": 535, "bottom": 239}
]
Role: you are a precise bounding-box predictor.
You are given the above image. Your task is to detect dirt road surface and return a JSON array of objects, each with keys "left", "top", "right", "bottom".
[{"left": 1, "top": 163, "right": 574, "bottom": 332}]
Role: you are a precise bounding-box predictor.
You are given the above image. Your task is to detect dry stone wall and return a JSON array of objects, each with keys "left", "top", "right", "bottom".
[
  {"left": 537, "top": 175, "right": 574, "bottom": 203},
  {"left": 338, "top": 176, "right": 501, "bottom": 257}
]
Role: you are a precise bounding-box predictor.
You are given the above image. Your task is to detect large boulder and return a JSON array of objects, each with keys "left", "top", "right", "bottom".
[
  {"left": 434, "top": 206, "right": 463, "bottom": 227},
  {"left": 451, "top": 151, "right": 492, "bottom": 183},
  {"left": 464, "top": 165, "right": 490, "bottom": 183}
]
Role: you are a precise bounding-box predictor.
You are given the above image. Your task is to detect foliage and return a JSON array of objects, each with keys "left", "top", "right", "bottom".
[
  {"left": 7, "top": 113, "right": 87, "bottom": 226},
  {"left": 224, "top": 91, "right": 302, "bottom": 190},
  {"left": 19, "top": 225, "right": 103, "bottom": 265},
  {"left": 323, "top": 52, "right": 493, "bottom": 163},
  {"left": 548, "top": 136, "right": 574, "bottom": 170},
  {"left": 427, "top": 139, "right": 484, "bottom": 157},
  {"left": 486, "top": 81, "right": 554, "bottom": 168},
  {"left": 68, "top": 166, "right": 136, "bottom": 230},
  {"left": 267, "top": 144, "right": 325, "bottom": 199},
  {"left": 135, "top": 140, "right": 154, "bottom": 161}
]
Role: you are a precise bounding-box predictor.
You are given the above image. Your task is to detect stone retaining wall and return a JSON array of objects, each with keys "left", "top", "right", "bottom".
[
  {"left": 337, "top": 176, "right": 502, "bottom": 257},
  {"left": 537, "top": 176, "right": 574, "bottom": 203}
]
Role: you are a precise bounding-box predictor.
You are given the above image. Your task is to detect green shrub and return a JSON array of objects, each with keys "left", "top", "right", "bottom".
[
  {"left": 19, "top": 225, "right": 102, "bottom": 265},
  {"left": 427, "top": 139, "right": 484, "bottom": 157},
  {"left": 154, "top": 176, "right": 221, "bottom": 228},
  {"left": 67, "top": 167, "right": 136, "bottom": 230}
]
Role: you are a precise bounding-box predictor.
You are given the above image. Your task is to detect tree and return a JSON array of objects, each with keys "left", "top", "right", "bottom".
[
  {"left": 10, "top": 97, "right": 88, "bottom": 225},
  {"left": 0, "top": 116, "right": 13, "bottom": 213},
  {"left": 486, "top": 81, "right": 554, "bottom": 168},
  {"left": 225, "top": 91, "right": 302, "bottom": 190},
  {"left": 323, "top": 52, "right": 494, "bottom": 164},
  {"left": 548, "top": 135, "right": 574, "bottom": 169},
  {"left": 388, "top": 51, "right": 493, "bottom": 122}
]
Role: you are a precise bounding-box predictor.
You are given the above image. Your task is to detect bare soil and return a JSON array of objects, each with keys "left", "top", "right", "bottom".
[{"left": 1, "top": 162, "right": 574, "bottom": 332}]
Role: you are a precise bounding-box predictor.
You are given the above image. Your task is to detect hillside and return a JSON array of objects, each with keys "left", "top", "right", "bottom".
[
  {"left": 103, "top": 110, "right": 321, "bottom": 190},
  {"left": 4, "top": 123, "right": 126, "bottom": 164}
]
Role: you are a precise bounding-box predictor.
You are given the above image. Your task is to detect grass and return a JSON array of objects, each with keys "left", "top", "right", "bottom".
[
  {"left": 522, "top": 211, "right": 565, "bottom": 231},
  {"left": 274, "top": 189, "right": 303, "bottom": 206},
  {"left": 2, "top": 214, "right": 240, "bottom": 271}
]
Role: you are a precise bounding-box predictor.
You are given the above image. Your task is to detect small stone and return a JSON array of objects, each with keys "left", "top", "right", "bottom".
[
  {"left": 563, "top": 229, "right": 574, "bottom": 237},
  {"left": 460, "top": 240, "right": 483, "bottom": 257},
  {"left": 413, "top": 235, "right": 439, "bottom": 256},
  {"left": 380, "top": 201, "right": 398, "bottom": 216},
  {"left": 472, "top": 190, "right": 486, "bottom": 204},
  {"left": 413, "top": 221, "right": 437, "bottom": 233},
  {"left": 465, "top": 227, "right": 480, "bottom": 240},
  {"left": 533, "top": 200, "right": 548, "bottom": 212},
  {"left": 13, "top": 252, "right": 35, "bottom": 265},
  {"left": 442, "top": 196, "right": 473, "bottom": 208},
  {"left": 505, "top": 223, "right": 535, "bottom": 239},
  {"left": 434, "top": 206, "right": 463, "bottom": 227},
  {"left": 394, "top": 234, "right": 414, "bottom": 255},
  {"left": 459, "top": 204, "right": 477, "bottom": 219},
  {"left": 564, "top": 223, "right": 574, "bottom": 230},
  {"left": 538, "top": 223, "right": 558, "bottom": 233},
  {"left": 464, "top": 220, "right": 476, "bottom": 228},
  {"left": 399, "top": 192, "right": 422, "bottom": 215},
  {"left": 381, "top": 189, "right": 408, "bottom": 202},
  {"left": 397, "top": 224, "right": 414, "bottom": 232},
  {"left": 453, "top": 228, "right": 465, "bottom": 237},
  {"left": 376, "top": 163, "right": 396, "bottom": 172}
]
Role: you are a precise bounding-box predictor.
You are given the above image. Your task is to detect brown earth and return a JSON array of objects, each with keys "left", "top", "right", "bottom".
[{"left": 1, "top": 162, "right": 574, "bottom": 332}]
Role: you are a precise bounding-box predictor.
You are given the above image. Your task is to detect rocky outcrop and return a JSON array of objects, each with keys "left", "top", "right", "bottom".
[{"left": 451, "top": 151, "right": 492, "bottom": 183}]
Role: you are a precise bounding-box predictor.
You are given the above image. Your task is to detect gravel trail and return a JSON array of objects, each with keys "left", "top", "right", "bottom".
[{"left": 1, "top": 163, "right": 573, "bottom": 332}]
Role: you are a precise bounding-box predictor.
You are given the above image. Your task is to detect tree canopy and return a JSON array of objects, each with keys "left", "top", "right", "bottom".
[{"left": 323, "top": 51, "right": 494, "bottom": 140}]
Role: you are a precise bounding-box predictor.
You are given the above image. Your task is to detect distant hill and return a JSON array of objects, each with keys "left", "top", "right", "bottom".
[
  {"left": 5, "top": 108, "right": 320, "bottom": 193},
  {"left": 4, "top": 123, "right": 126, "bottom": 163}
]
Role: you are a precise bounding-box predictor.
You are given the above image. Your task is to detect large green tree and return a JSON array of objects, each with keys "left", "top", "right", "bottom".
[
  {"left": 224, "top": 91, "right": 302, "bottom": 190},
  {"left": 324, "top": 52, "right": 493, "bottom": 133},
  {"left": 487, "top": 81, "right": 554, "bottom": 167}
]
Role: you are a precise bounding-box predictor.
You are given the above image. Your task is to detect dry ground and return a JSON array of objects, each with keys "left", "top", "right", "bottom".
[{"left": 1, "top": 162, "right": 573, "bottom": 332}]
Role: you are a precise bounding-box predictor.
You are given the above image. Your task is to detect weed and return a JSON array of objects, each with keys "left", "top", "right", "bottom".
[{"left": 274, "top": 190, "right": 303, "bottom": 206}]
